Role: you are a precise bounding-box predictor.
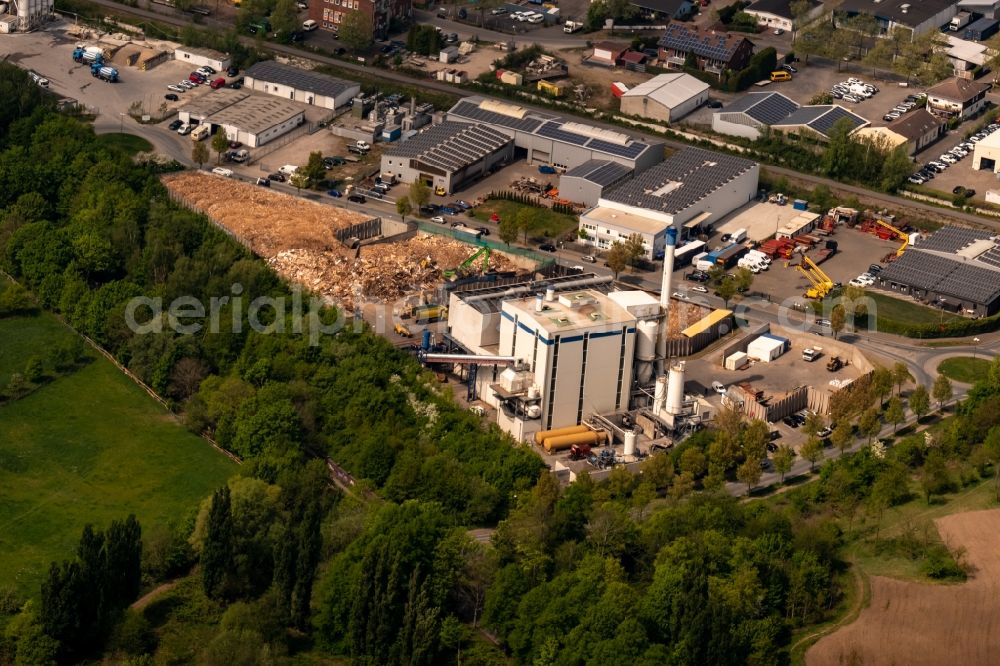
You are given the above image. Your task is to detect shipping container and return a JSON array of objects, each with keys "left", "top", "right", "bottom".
[
  {"left": 792, "top": 199, "right": 808, "bottom": 210},
  {"left": 715, "top": 244, "right": 748, "bottom": 268},
  {"left": 611, "top": 81, "right": 629, "bottom": 98},
  {"left": 964, "top": 17, "right": 999, "bottom": 41},
  {"left": 673, "top": 240, "right": 707, "bottom": 267}
]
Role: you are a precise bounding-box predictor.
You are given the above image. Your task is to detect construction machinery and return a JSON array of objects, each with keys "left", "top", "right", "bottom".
[
  {"left": 443, "top": 246, "right": 491, "bottom": 280},
  {"left": 827, "top": 356, "right": 844, "bottom": 371},
  {"left": 794, "top": 256, "right": 834, "bottom": 299},
  {"left": 875, "top": 220, "right": 909, "bottom": 257},
  {"left": 393, "top": 323, "right": 413, "bottom": 337}
]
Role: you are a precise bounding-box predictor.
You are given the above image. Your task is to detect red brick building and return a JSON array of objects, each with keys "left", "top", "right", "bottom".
[{"left": 309, "top": 0, "right": 410, "bottom": 40}]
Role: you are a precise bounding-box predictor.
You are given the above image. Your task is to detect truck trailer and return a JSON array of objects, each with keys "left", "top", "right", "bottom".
[{"left": 714, "top": 243, "right": 748, "bottom": 268}]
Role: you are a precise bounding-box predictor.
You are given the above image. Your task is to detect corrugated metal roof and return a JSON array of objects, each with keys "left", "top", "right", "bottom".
[
  {"left": 385, "top": 121, "right": 512, "bottom": 172},
  {"left": 245, "top": 61, "right": 358, "bottom": 100},
  {"left": 622, "top": 72, "right": 710, "bottom": 109}
]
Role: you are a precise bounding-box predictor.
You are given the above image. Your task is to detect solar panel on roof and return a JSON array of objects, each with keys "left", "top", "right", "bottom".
[
  {"left": 588, "top": 138, "right": 645, "bottom": 158},
  {"left": 537, "top": 122, "right": 589, "bottom": 145}
]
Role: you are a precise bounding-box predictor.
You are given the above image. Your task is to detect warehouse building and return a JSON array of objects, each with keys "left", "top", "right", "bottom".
[
  {"left": 244, "top": 61, "right": 360, "bottom": 110},
  {"left": 380, "top": 121, "right": 514, "bottom": 195},
  {"left": 854, "top": 109, "right": 945, "bottom": 156},
  {"left": 174, "top": 46, "right": 231, "bottom": 72},
  {"left": 558, "top": 160, "right": 633, "bottom": 207},
  {"left": 578, "top": 147, "right": 759, "bottom": 258},
  {"left": 836, "top": 0, "right": 956, "bottom": 37},
  {"left": 973, "top": 127, "right": 1000, "bottom": 172},
  {"left": 712, "top": 91, "right": 799, "bottom": 140},
  {"left": 619, "top": 72, "right": 711, "bottom": 123},
  {"left": 178, "top": 89, "right": 305, "bottom": 148},
  {"left": 447, "top": 96, "right": 664, "bottom": 172},
  {"left": 876, "top": 226, "right": 1000, "bottom": 316},
  {"left": 771, "top": 105, "right": 869, "bottom": 141}
]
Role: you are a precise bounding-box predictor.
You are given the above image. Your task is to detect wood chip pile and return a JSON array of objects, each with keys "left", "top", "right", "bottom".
[
  {"left": 269, "top": 235, "right": 518, "bottom": 309},
  {"left": 163, "top": 172, "right": 363, "bottom": 256},
  {"left": 163, "top": 172, "right": 520, "bottom": 309},
  {"left": 666, "top": 301, "right": 711, "bottom": 336}
]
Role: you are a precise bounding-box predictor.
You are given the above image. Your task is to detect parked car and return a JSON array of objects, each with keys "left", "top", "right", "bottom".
[
  {"left": 816, "top": 318, "right": 832, "bottom": 328},
  {"left": 781, "top": 63, "right": 797, "bottom": 73},
  {"left": 455, "top": 200, "right": 472, "bottom": 210},
  {"left": 434, "top": 186, "right": 446, "bottom": 196},
  {"left": 476, "top": 227, "right": 491, "bottom": 236},
  {"left": 167, "top": 84, "right": 185, "bottom": 93},
  {"left": 539, "top": 243, "right": 557, "bottom": 252},
  {"left": 431, "top": 216, "right": 446, "bottom": 224},
  {"left": 227, "top": 65, "right": 239, "bottom": 77},
  {"left": 168, "top": 119, "right": 184, "bottom": 130},
  {"left": 348, "top": 194, "right": 366, "bottom": 203},
  {"left": 491, "top": 6, "right": 507, "bottom": 14},
  {"left": 255, "top": 177, "right": 271, "bottom": 187},
  {"left": 176, "top": 123, "right": 193, "bottom": 135},
  {"left": 211, "top": 167, "right": 233, "bottom": 177},
  {"left": 165, "top": 93, "right": 179, "bottom": 102},
  {"left": 581, "top": 255, "right": 596, "bottom": 263},
  {"left": 691, "top": 285, "right": 708, "bottom": 293},
  {"left": 954, "top": 186, "right": 976, "bottom": 197},
  {"left": 868, "top": 264, "right": 883, "bottom": 273},
  {"left": 268, "top": 172, "right": 286, "bottom": 182},
  {"left": 707, "top": 99, "right": 722, "bottom": 108}
]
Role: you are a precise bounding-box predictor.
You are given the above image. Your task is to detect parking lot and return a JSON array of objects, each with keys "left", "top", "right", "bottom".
[{"left": 908, "top": 113, "right": 1000, "bottom": 201}]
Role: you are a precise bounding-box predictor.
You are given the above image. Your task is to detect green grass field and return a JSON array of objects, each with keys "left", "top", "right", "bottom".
[
  {"left": 867, "top": 292, "right": 960, "bottom": 327},
  {"left": 0, "top": 316, "right": 235, "bottom": 596},
  {"left": 95, "top": 132, "right": 154, "bottom": 155},
  {"left": 0, "top": 315, "right": 77, "bottom": 386},
  {"left": 472, "top": 200, "right": 578, "bottom": 242},
  {"left": 937, "top": 356, "right": 992, "bottom": 384}
]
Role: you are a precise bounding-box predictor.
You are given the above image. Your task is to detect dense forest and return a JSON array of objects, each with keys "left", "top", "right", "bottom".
[{"left": 3, "top": 63, "right": 1000, "bottom": 664}]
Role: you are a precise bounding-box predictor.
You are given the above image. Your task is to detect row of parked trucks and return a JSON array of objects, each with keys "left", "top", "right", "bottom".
[{"left": 71, "top": 46, "right": 119, "bottom": 82}]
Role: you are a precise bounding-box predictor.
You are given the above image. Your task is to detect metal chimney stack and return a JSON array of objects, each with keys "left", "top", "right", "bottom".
[{"left": 656, "top": 227, "right": 679, "bottom": 373}]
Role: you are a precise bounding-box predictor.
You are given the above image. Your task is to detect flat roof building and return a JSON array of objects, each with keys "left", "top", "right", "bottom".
[
  {"left": 174, "top": 46, "right": 231, "bottom": 71},
  {"left": 579, "top": 147, "right": 759, "bottom": 258},
  {"left": 178, "top": 89, "right": 306, "bottom": 147},
  {"left": 836, "top": 0, "right": 957, "bottom": 37},
  {"left": 380, "top": 121, "right": 515, "bottom": 195},
  {"left": 620, "top": 72, "right": 711, "bottom": 123},
  {"left": 447, "top": 96, "right": 664, "bottom": 172},
  {"left": 244, "top": 60, "right": 360, "bottom": 110},
  {"left": 558, "top": 159, "right": 633, "bottom": 207},
  {"left": 744, "top": 0, "right": 824, "bottom": 31},
  {"left": 876, "top": 226, "right": 1000, "bottom": 316}
]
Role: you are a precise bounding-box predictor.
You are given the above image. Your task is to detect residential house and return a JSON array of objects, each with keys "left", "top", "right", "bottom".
[
  {"left": 744, "top": 0, "right": 824, "bottom": 32},
  {"left": 629, "top": 0, "right": 694, "bottom": 20},
  {"left": 309, "top": 0, "right": 410, "bottom": 40},
  {"left": 854, "top": 109, "right": 945, "bottom": 155},
  {"left": 925, "top": 77, "right": 992, "bottom": 119},
  {"left": 656, "top": 23, "right": 755, "bottom": 78},
  {"left": 835, "top": 0, "right": 957, "bottom": 38}
]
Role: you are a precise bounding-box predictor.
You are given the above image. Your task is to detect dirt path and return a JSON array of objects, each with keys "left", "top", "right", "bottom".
[
  {"left": 807, "top": 508, "right": 1000, "bottom": 666},
  {"left": 130, "top": 581, "right": 178, "bottom": 611},
  {"left": 789, "top": 559, "right": 868, "bottom": 662}
]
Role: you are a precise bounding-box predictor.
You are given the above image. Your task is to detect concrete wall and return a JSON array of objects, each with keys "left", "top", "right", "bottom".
[
  {"left": 621, "top": 90, "right": 709, "bottom": 123},
  {"left": 712, "top": 112, "right": 765, "bottom": 140},
  {"left": 559, "top": 175, "right": 605, "bottom": 207},
  {"left": 244, "top": 76, "right": 360, "bottom": 110}
]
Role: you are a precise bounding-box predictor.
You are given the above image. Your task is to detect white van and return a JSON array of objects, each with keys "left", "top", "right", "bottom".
[
  {"left": 279, "top": 164, "right": 299, "bottom": 176},
  {"left": 302, "top": 19, "right": 317, "bottom": 31},
  {"left": 527, "top": 12, "right": 544, "bottom": 23},
  {"left": 211, "top": 167, "right": 234, "bottom": 177}
]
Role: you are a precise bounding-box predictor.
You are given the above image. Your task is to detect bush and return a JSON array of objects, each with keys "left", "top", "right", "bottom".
[
  {"left": 921, "top": 544, "right": 966, "bottom": 580},
  {"left": 871, "top": 311, "right": 1000, "bottom": 339}
]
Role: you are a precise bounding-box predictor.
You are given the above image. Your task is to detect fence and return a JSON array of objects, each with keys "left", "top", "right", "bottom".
[
  {"left": 416, "top": 221, "right": 552, "bottom": 267},
  {"left": 166, "top": 189, "right": 256, "bottom": 255},
  {"left": 336, "top": 217, "right": 382, "bottom": 246},
  {"left": 251, "top": 121, "right": 317, "bottom": 168}
]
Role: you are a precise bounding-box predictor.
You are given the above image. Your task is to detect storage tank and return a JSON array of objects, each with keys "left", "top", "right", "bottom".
[
  {"left": 526, "top": 404, "right": 542, "bottom": 419},
  {"left": 653, "top": 375, "right": 667, "bottom": 415},
  {"left": 623, "top": 430, "right": 637, "bottom": 457},
  {"left": 534, "top": 424, "right": 588, "bottom": 446},
  {"left": 543, "top": 429, "right": 606, "bottom": 452},
  {"left": 666, "top": 362, "right": 685, "bottom": 415},
  {"left": 635, "top": 319, "right": 658, "bottom": 384},
  {"left": 527, "top": 385, "right": 540, "bottom": 400}
]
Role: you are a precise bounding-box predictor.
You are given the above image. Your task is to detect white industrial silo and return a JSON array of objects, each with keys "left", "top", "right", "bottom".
[
  {"left": 666, "top": 361, "right": 685, "bottom": 416},
  {"left": 652, "top": 375, "right": 667, "bottom": 416},
  {"left": 634, "top": 319, "right": 658, "bottom": 383},
  {"left": 623, "top": 430, "right": 637, "bottom": 457}
]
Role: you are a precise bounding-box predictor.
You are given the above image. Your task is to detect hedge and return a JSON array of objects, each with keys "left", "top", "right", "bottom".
[{"left": 869, "top": 312, "right": 1000, "bottom": 339}]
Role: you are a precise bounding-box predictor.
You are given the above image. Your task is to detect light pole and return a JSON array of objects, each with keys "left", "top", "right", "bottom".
[{"left": 973, "top": 337, "right": 980, "bottom": 359}]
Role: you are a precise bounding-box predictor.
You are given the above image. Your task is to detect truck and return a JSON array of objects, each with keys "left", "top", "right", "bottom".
[
  {"left": 564, "top": 20, "right": 583, "bottom": 33},
  {"left": 729, "top": 227, "right": 748, "bottom": 244},
  {"left": 405, "top": 304, "right": 447, "bottom": 323},
  {"left": 190, "top": 124, "right": 211, "bottom": 141},
  {"left": 91, "top": 64, "right": 119, "bottom": 82},
  {"left": 951, "top": 10, "right": 973, "bottom": 31},
  {"left": 714, "top": 243, "right": 748, "bottom": 269},
  {"left": 75, "top": 48, "right": 104, "bottom": 65},
  {"left": 802, "top": 346, "right": 822, "bottom": 362},
  {"left": 347, "top": 144, "right": 368, "bottom": 155},
  {"left": 377, "top": 172, "right": 398, "bottom": 185}
]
